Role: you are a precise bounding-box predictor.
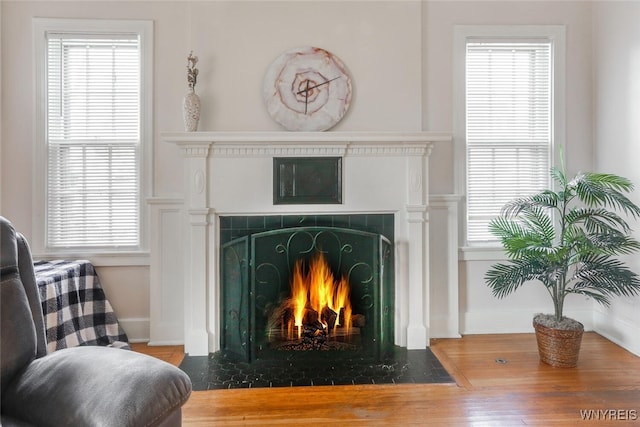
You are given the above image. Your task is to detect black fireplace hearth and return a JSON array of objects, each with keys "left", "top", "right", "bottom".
[{"left": 179, "top": 346, "right": 454, "bottom": 390}]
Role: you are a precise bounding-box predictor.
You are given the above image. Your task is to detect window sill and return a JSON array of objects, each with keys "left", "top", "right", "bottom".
[
  {"left": 33, "top": 251, "right": 150, "bottom": 267},
  {"left": 459, "top": 246, "right": 507, "bottom": 261}
]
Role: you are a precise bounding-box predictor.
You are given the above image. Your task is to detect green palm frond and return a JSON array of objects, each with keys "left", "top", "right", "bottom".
[
  {"left": 485, "top": 259, "right": 551, "bottom": 299},
  {"left": 582, "top": 172, "right": 634, "bottom": 192},
  {"left": 573, "top": 172, "right": 640, "bottom": 218},
  {"left": 521, "top": 207, "right": 555, "bottom": 240},
  {"left": 489, "top": 215, "right": 554, "bottom": 259},
  {"left": 565, "top": 207, "right": 631, "bottom": 233},
  {"left": 550, "top": 166, "right": 567, "bottom": 188},
  {"left": 583, "top": 232, "right": 640, "bottom": 255},
  {"left": 567, "top": 289, "right": 611, "bottom": 306},
  {"left": 572, "top": 254, "right": 640, "bottom": 305},
  {"left": 501, "top": 190, "right": 559, "bottom": 217}
]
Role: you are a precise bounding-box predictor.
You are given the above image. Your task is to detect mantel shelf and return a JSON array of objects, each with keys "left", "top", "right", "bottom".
[{"left": 160, "top": 130, "right": 452, "bottom": 145}]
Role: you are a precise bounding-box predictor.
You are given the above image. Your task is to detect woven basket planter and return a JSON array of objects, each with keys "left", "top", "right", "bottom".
[{"left": 533, "top": 318, "right": 584, "bottom": 368}]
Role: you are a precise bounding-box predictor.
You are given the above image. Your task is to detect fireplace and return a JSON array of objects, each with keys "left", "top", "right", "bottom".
[
  {"left": 219, "top": 215, "right": 394, "bottom": 361},
  {"left": 161, "top": 131, "right": 450, "bottom": 356}
]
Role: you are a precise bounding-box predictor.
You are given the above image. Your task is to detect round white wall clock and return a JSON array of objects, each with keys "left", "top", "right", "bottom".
[{"left": 263, "top": 46, "right": 352, "bottom": 132}]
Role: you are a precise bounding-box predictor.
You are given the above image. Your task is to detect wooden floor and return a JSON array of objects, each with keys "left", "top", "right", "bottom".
[{"left": 132, "top": 333, "right": 640, "bottom": 426}]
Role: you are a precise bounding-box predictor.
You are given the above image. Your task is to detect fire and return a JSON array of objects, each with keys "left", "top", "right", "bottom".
[{"left": 289, "top": 252, "right": 352, "bottom": 338}]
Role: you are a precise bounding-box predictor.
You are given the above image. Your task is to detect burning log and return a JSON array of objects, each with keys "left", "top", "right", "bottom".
[
  {"left": 302, "top": 320, "right": 327, "bottom": 349},
  {"left": 303, "top": 307, "right": 319, "bottom": 325},
  {"left": 321, "top": 306, "right": 338, "bottom": 330},
  {"left": 266, "top": 300, "right": 295, "bottom": 338},
  {"left": 352, "top": 314, "right": 366, "bottom": 328}
]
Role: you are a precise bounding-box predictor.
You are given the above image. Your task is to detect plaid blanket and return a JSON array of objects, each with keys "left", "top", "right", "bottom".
[{"left": 34, "top": 260, "right": 130, "bottom": 352}]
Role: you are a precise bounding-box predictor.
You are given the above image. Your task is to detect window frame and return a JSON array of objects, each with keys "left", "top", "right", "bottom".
[
  {"left": 33, "top": 18, "right": 153, "bottom": 265},
  {"left": 453, "top": 25, "right": 566, "bottom": 259}
]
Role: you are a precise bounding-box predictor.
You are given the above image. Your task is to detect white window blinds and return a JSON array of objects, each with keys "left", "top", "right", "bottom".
[
  {"left": 46, "top": 33, "right": 141, "bottom": 248},
  {"left": 466, "top": 41, "right": 552, "bottom": 243}
]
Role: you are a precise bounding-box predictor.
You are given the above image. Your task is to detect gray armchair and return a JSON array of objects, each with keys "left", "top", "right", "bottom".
[{"left": 0, "top": 216, "right": 192, "bottom": 426}]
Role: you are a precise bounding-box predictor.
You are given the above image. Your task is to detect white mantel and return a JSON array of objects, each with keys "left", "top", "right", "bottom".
[
  {"left": 161, "top": 130, "right": 451, "bottom": 143},
  {"left": 160, "top": 131, "right": 451, "bottom": 356}
]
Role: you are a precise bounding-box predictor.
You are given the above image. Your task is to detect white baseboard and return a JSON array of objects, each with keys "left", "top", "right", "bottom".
[
  {"left": 460, "top": 309, "right": 594, "bottom": 335},
  {"left": 147, "top": 340, "right": 185, "bottom": 346},
  {"left": 118, "top": 317, "right": 150, "bottom": 342},
  {"left": 594, "top": 311, "right": 640, "bottom": 356}
]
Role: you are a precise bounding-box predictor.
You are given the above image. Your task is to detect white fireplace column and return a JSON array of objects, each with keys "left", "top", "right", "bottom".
[
  {"left": 163, "top": 131, "right": 451, "bottom": 356},
  {"left": 405, "top": 148, "right": 432, "bottom": 349},
  {"left": 178, "top": 141, "right": 213, "bottom": 356}
]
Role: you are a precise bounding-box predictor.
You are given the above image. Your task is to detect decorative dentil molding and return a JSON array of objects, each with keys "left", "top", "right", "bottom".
[
  {"left": 212, "top": 144, "right": 347, "bottom": 157},
  {"left": 162, "top": 131, "right": 451, "bottom": 158},
  {"left": 178, "top": 144, "right": 210, "bottom": 158}
]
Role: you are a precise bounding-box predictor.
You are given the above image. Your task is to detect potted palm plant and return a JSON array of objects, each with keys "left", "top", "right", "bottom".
[{"left": 485, "top": 159, "right": 640, "bottom": 367}]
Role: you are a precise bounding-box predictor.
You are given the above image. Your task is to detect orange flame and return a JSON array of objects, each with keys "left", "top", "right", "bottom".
[
  {"left": 291, "top": 261, "right": 307, "bottom": 333},
  {"left": 289, "top": 252, "right": 352, "bottom": 337}
]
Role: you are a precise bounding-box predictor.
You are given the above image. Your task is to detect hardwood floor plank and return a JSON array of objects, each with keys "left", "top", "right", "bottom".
[
  {"left": 130, "top": 343, "right": 185, "bottom": 366},
  {"left": 133, "top": 333, "right": 640, "bottom": 426}
]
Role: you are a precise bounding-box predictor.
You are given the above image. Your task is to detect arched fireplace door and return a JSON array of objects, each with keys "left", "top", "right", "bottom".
[{"left": 221, "top": 227, "right": 394, "bottom": 362}]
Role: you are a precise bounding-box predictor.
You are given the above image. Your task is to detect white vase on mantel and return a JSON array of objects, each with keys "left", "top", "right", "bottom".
[{"left": 182, "top": 88, "right": 200, "bottom": 132}]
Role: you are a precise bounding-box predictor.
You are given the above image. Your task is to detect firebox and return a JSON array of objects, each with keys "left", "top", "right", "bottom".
[{"left": 220, "top": 215, "right": 394, "bottom": 362}]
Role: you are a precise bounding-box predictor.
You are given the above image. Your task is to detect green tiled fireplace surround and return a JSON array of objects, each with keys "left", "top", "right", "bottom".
[
  {"left": 219, "top": 214, "right": 394, "bottom": 246},
  {"left": 218, "top": 214, "right": 395, "bottom": 362}
]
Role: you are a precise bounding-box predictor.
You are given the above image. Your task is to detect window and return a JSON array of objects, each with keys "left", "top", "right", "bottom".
[
  {"left": 454, "top": 26, "right": 565, "bottom": 246},
  {"left": 34, "top": 19, "right": 152, "bottom": 256}
]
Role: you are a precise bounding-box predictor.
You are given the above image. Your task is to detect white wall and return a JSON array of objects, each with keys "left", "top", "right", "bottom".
[
  {"left": 3, "top": 1, "right": 637, "bottom": 354},
  {"left": 592, "top": 1, "right": 640, "bottom": 355}
]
